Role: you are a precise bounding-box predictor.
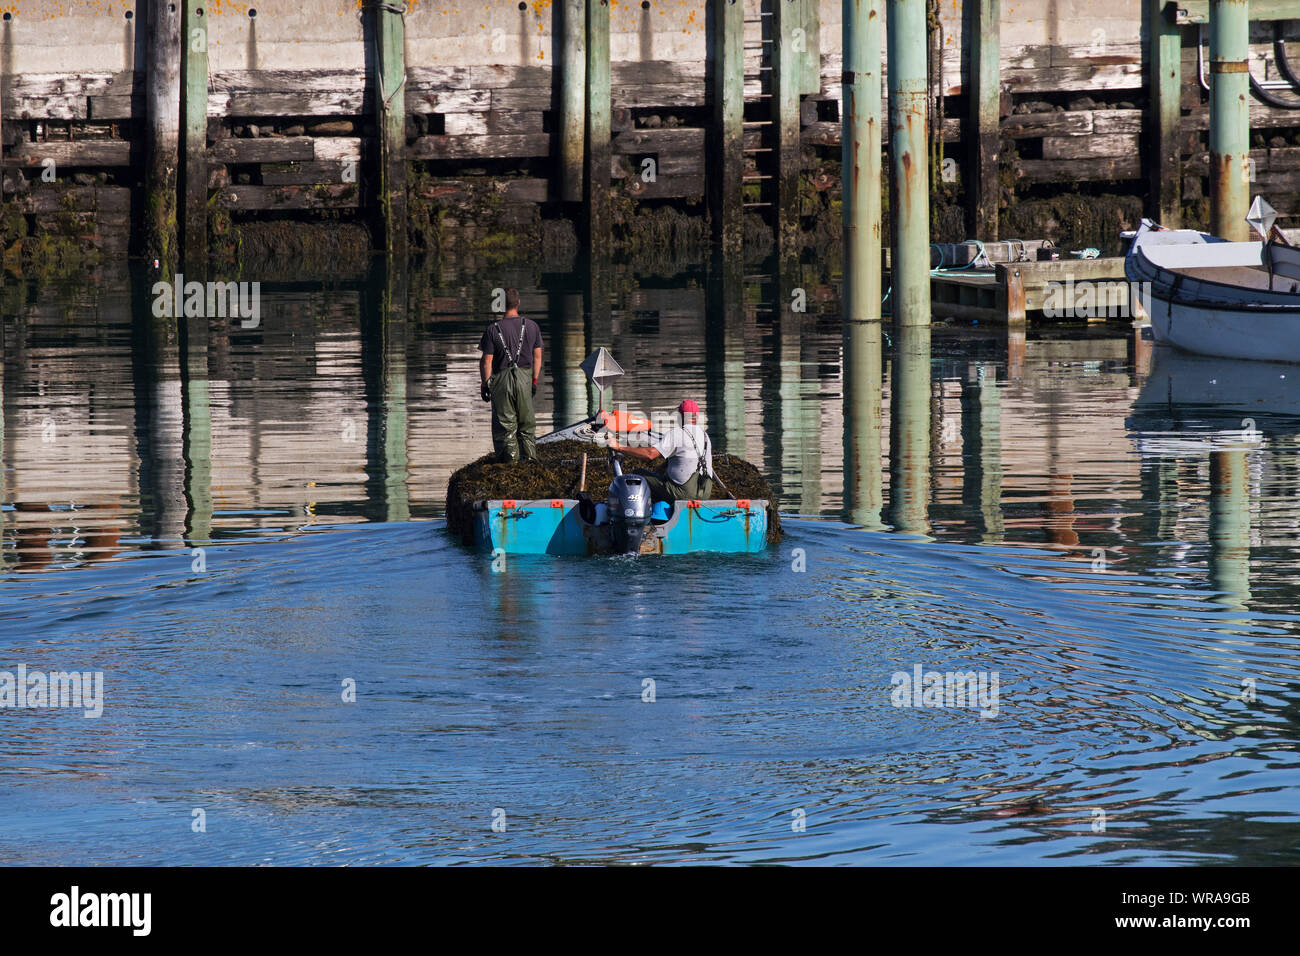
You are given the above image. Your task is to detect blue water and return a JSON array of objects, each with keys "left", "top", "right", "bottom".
[{"left": 4, "top": 516, "right": 1297, "bottom": 865}]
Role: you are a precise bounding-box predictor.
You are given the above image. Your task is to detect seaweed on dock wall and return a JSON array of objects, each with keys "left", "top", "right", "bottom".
[{"left": 445, "top": 439, "right": 783, "bottom": 544}]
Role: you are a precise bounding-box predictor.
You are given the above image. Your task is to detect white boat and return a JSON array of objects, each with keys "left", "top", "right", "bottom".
[{"left": 1125, "top": 218, "right": 1300, "bottom": 362}]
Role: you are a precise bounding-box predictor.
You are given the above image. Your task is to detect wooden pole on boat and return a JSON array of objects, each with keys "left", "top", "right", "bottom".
[
  {"left": 887, "top": 0, "right": 931, "bottom": 329},
  {"left": 1209, "top": 0, "right": 1250, "bottom": 242},
  {"left": 145, "top": 0, "right": 183, "bottom": 269},
  {"left": 579, "top": 453, "right": 588, "bottom": 492}
]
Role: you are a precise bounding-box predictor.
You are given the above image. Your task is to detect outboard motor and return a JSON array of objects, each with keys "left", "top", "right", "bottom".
[{"left": 607, "top": 456, "right": 652, "bottom": 554}]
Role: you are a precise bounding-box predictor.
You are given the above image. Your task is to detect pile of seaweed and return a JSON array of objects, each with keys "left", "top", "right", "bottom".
[{"left": 446, "top": 439, "right": 782, "bottom": 543}]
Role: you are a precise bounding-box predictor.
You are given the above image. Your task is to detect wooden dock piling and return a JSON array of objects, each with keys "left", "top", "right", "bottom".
[
  {"left": 710, "top": 0, "right": 745, "bottom": 256},
  {"left": 965, "top": 0, "right": 1000, "bottom": 241},
  {"left": 368, "top": 1, "right": 409, "bottom": 262},
  {"left": 1209, "top": 0, "right": 1249, "bottom": 242},
  {"left": 560, "top": 0, "right": 587, "bottom": 202},
  {"left": 145, "top": 0, "right": 183, "bottom": 268},
  {"left": 842, "top": 0, "right": 883, "bottom": 324},
  {"left": 1145, "top": 0, "right": 1183, "bottom": 227},
  {"left": 585, "top": 0, "right": 612, "bottom": 257},
  {"left": 773, "top": 0, "right": 803, "bottom": 257},
  {"left": 181, "top": 0, "right": 209, "bottom": 270},
  {"left": 887, "top": 0, "right": 932, "bottom": 328},
  {"left": 800, "top": 0, "right": 822, "bottom": 96}
]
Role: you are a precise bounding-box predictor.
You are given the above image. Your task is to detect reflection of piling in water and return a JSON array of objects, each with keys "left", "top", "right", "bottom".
[
  {"left": 552, "top": 292, "right": 589, "bottom": 429},
  {"left": 361, "top": 262, "right": 410, "bottom": 523},
  {"left": 888, "top": 325, "right": 931, "bottom": 534},
  {"left": 130, "top": 308, "right": 187, "bottom": 545},
  {"left": 179, "top": 316, "right": 213, "bottom": 544},
  {"left": 585, "top": 266, "right": 613, "bottom": 414},
  {"left": 1209, "top": 448, "right": 1251, "bottom": 609},
  {"left": 960, "top": 365, "right": 1004, "bottom": 541},
  {"left": 886, "top": 0, "right": 931, "bottom": 330},
  {"left": 842, "top": 315, "right": 883, "bottom": 528},
  {"left": 705, "top": 258, "right": 747, "bottom": 457}
]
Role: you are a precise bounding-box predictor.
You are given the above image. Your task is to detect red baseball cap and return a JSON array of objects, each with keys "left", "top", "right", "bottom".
[{"left": 679, "top": 400, "right": 700, "bottom": 414}]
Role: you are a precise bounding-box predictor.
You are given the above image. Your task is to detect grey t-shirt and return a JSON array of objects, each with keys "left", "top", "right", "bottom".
[
  {"left": 653, "top": 424, "right": 714, "bottom": 486},
  {"left": 479, "top": 316, "right": 542, "bottom": 371}
]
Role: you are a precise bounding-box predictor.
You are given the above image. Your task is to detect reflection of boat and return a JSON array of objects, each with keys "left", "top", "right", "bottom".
[
  {"left": 1126, "top": 219, "right": 1300, "bottom": 361},
  {"left": 1131, "top": 346, "right": 1300, "bottom": 439}
]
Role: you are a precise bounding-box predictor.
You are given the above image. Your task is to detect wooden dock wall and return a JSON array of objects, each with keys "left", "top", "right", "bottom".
[{"left": 4, "top": 1, "right": 1300, "bottom": 267}]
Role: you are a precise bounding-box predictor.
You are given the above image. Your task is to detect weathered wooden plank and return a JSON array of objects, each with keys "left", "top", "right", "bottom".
[
  {"left": 260, "top": 161, "right": 351, "bottom": 185},
  {"left": 1092, "top": 109, "right": 1143, "bottom": 135},
  {"left": 407, "top": 65, "right": 551, "bottom": 90},
  {"left": 408, "top": 133, "right": 551, "bottom": 160},
  {"left": 218, "top": 91, "right": 366, "bottom": 117},
  {"left": 1002, "top": 111, "right": 1092, "bottom": 138},
  {"left": 612, "top": 127, "right": 706, "bottom": 154},
  {"left": 12, "top": 186, "right": 131, "bottom": 214},
  {"left": 802, "top": 117, "right": 961, "bottom": 146},
  {"left": 209, "top": 137, "right": 315, "bottom": 163},
  {"left": 490, "top": 87, "right": 556, "bottom": 111},
  {"left": 413, "top": 177, "right": 549, "bottom": 203},
  {"left": 312, "top": 137, "right": 362, "bottom": 163},
  {"left": 444, "top": 111, "right": 545, "bottom": 136},
  {"left": 1003, "top": 61, "right": 1143, "bottom": 93},
  {"left": 610, "top": 84, "right": 708, "bottom": 108},
  {"left": 1042, "top": 133, "right": 1139, "bottom": 160},
  {"left": 624, "top": 173, "right": 705, "bottom": 199},
  {"left": 4, "top": 95, "right": 89, "bottom": 121},
  {"left": 611, "top": 60, "right": 706, "bottom": 84},
  {"left": 9, "top": 140, "right": 132, "bottom": 167},
  {"left": 1016, "top": 156, "right": 1140, "bottom": 182},
  {"left": 405, "top": 88, "right": 491, "bottom": 114},
  {"left": 88, "top": 95, "right": 142, "bottom": 120},
  {"left": 215, "top": 183, "right": 359, "bottom": 210}
]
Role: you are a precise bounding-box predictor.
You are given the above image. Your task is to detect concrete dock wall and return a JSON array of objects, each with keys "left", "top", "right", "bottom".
[{"left": 3, "top": 1, "right": 1300, "bottom": 269}]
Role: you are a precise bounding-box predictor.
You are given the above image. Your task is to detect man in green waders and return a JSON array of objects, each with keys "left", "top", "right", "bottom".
[
  {"left": 606, "top": 399, "right": 715, "bottom": 501},
  {"left": 479, "top": 288, "right": 544, "bottom": 462}
]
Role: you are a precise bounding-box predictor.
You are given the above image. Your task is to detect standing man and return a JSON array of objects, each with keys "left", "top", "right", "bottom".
[
  {"left": 479, "top": 288, "right": 543, "bottom": 463},
  {"left": 607, "top": 399, "right": 715, "bottom": 502}
]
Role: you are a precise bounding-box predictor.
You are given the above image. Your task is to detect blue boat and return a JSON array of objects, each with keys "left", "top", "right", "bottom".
[{"left": 470, "top": 497, "right": 771, "bottom": 555}]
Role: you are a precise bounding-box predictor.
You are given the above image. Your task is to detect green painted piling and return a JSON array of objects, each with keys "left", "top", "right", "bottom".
[
  {"left": 773, "top": 0, "right": 803, "bottom": 257},
  {"left": 709, "top": 0, "right": 745, "bottom": 256},
  {"left": 1209, "top": 0, "right": 1250, "bottom": 242},
  {"left": 145, "top": 0, "right": 182, "bottom": 268},
  {"left": 1209, "top": 448, "right": 1251, "bottom": 610},
  {"left": 560, "top": 0, "right": 586, "bottom": 203},
  {"left": 369, "top": 1, "right": 409, "bottom": 262},
  {"left": 801, "top": 0, "right": 822, "bottom": 95},
  {"left": 887, "top": 325, "right": 931, "bottom": 534},
  {"left": 1145, "top": 0, "right": 1183, "bottom": 227},
  {"left": 842, "top": 0, "right": 882, "bottom": 324},
  {"left": 182, "top": 0, "right": 209, "bottom": 269},
  {"left": 842, "top": 313, "right": 883, "bottom": 529},
  {"left": 965, "top": 0, "right": 1000, "bottom": 241},
  {"left": 887, "top": 0, "right": 931, "bottom": 328},
  {"left": 585, "top": 0, "right": 611, "bottom": 257}
]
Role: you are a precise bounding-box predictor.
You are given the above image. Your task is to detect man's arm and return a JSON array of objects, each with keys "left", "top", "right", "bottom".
[
  {"left": 608, "top": 441, "right": 661, "bottom": 463},
  {"left": 532, "top": 346, "right": 542, "bottom": 387},
  {"left": 480, "top": 352, "right": 494, "bottom": 385}
]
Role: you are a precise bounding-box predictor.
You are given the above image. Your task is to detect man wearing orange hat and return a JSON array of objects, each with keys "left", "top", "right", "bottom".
[{"left": 607, "top": 399, "right": 715, "bottom": 502}]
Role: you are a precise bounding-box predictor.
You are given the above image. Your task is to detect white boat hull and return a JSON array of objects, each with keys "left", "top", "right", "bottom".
[{"left": 1146, "top": 294, "right": 1300, "bottom": 362}]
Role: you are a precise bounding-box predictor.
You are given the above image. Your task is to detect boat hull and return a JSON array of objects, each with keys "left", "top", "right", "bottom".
[{"left": 469, "top": 498, "right": 771, "bottom": 555}]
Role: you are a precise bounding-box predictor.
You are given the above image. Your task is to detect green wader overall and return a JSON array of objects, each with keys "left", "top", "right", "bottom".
[
  {"left": 490, "top": 365, "right": 537, "bottom": 462},
  {"left": 638, "top": 471, "right": 713, "bottom": 502}
]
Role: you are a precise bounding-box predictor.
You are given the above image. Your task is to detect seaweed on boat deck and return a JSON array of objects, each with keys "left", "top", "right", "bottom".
[{"left": 445, "top": 439, "right": 783, "bottom": 543}]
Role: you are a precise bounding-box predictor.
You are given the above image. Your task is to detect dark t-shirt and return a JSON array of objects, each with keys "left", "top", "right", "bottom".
[{"left": 479, "top": 316, "right": 542, "bottom": 371}]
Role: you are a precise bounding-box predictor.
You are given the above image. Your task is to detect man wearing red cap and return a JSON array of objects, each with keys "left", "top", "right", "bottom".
[{"left": 607, "top": 399, "right": 715, "bottom": 502}]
